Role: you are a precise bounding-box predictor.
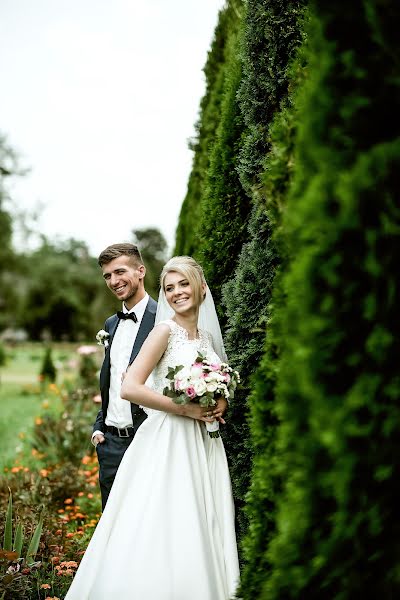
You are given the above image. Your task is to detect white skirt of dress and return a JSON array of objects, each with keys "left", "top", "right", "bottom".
[{"left": 65, "top": 410, "right": 239, "bottom": 600}]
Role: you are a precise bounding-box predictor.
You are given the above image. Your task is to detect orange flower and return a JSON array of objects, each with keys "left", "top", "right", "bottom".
[
  {"left": 35, "top": 417, "right": 43, "bottom": 425},
  {"left": 51, "top": 556, "right": 60, "bottom": 564},
  {"left": 40, "top": 469, "right": 49, "bottom": 477},
  {"left": 64, "top": 498, "right": 73, "bottom": 504},
  {"left": 41, "top": 583, "right": 51, "bottom": 589},
  {"left": 87, "top": 493, "right": 94, "bottom": 499},
  {"left": 78, "top": 491, "right": 84, "bottom": 497},
  {"left": 66, "top": 532, "right": 74, "bottom": 538}
]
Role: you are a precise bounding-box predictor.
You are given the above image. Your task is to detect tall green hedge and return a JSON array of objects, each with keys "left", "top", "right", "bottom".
[
  {"left": 220, "top": 0, "right": 306, "bottom": 553},
  {"left": 189, "top": 1, "right": 244, "bottom": 310},
  {"left": 242, "top": 1, "right": 400, "bottom": 597},
  {"left": 174, "top": 3, "right": 238, "bottom": 257}
]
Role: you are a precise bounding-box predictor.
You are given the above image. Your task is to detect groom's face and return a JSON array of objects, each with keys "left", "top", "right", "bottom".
[{"left": 102, "top": 255, "right": 145, "bottom": 309}]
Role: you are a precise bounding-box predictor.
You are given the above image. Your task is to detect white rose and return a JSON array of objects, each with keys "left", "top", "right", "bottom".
[
  {"left": 206, "top": 383, "right": 218, "bottom": 393},
  {"left": 178, "top": 367, "right": 191, "bottom": 380},
  {"left": 190, "top": 365, "right": 203, "bottom": 379},
  {"left": 206, "top": 371, "right": 220, "bottom": 382},
  {"left": 193, "top": 379, "right": 207, "bottom": 396}
]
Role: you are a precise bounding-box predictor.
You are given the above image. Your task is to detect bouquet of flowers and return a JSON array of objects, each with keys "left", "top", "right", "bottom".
[{"left": 163, "top": 352, "right": 240, "bottom": 438}]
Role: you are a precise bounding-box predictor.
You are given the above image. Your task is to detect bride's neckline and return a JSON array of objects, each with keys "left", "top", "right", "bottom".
[{"left": 169, "top": 319, "right": 201, "bottom": 341}]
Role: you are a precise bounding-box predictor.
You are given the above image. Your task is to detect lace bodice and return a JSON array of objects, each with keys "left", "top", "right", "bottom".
[{"left": 149, "top": 319, "right": 221, "bottom": 396}]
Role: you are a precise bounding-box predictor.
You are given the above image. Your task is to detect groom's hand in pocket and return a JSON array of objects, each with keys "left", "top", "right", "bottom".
[{"left": 93, "top": 433, "right": 106, "bottom": 447}]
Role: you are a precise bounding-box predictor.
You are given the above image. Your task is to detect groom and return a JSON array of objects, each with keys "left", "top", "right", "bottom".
[{"left": 92, "top": 242, "right": 157, "bottom": 509}]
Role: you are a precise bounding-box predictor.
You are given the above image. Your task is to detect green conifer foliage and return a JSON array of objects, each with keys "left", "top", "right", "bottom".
[
  {"left": 243, "top": 1, "right": 400, "bottom": 597},
  {"left": 198, "top": 9, "right": 248, "bottom": 315},
  {"left": 173, "top": 4, "right": 234, "bottom": 257},
  {"left": 220, "top": 0, "right": 306, "bottom": 554},
  {"left": 237, "top": 0, "right": 306, "bottom": 195}
]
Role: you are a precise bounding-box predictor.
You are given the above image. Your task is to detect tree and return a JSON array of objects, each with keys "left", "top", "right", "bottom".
[
  {"left": 0, "top": 133, "right": 23, "bottom": 331},
  {"left": 18, "top": 238, "right": 116, "bottom": 341},
  {"left": 132, "top": 227, "right": 168, "bottom": 300}
]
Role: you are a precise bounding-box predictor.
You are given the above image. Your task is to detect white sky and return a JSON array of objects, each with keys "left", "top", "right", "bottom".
[{"left": 0, "top": 0, "right": 225, "bottom": 256}]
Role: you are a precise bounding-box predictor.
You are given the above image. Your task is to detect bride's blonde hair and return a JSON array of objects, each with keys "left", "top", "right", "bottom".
[{"left": 160, "top": 256, "right": 206, "bottom": 307}]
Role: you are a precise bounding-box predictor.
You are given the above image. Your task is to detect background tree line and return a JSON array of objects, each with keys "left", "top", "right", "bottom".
[
  {"left": 175, "top": 0, "right": 400, "bottom": 597},
  {"left": 0, "top": 153, "right": 167, "bottom": 342}
]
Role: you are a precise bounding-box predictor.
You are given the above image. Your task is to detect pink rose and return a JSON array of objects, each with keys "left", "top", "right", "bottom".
[
  {"left": 210, "top": 363, "right": 221, "bottom": 371},
  {"left": 186, "top": 386, "right": 196, "bottom": 399}
]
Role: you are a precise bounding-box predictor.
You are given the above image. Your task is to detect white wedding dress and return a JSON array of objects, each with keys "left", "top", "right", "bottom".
[{"left": 65, "top": 320, "right": 239, "bottom": 600}]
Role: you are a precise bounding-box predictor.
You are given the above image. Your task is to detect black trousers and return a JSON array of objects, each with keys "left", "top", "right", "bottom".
[{"left": 96, "top": 431, "right": 134, "bottom": 510}]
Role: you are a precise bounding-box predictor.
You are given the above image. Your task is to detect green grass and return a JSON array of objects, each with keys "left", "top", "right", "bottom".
[
  {"left": 0, "top": 342, "right": 102, "bottom": 470},
  {"left": 0, "top": 382, "right": 49, "bottom": 469}
]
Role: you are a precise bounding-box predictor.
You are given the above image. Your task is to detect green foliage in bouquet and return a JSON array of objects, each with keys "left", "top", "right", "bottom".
[{"left": 242, "top": 0, "right": 400, "bottom": 597}]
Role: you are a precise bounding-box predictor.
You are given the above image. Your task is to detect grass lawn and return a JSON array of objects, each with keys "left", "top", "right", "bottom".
[
  {"left": 0, "top": 381, "right": 50, "bottom": 469},
  {"left": 0, "top": 342, "right": 102, "bottom": 470}
]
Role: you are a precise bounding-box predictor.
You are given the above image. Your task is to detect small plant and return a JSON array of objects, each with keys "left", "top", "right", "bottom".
[
  {"left": 0, "top": 490, "right": 44, "bottom": 597},
  {"left": 39, "top": 348, "right": 57, "bottom": 384},
  {"left": 0, "top": 344, "right": 6, "bottom": 388}
]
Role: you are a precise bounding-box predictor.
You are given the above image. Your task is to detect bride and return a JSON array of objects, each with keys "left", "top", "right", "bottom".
[{"left": 65, "top": 256, "right": 240, "bottom": 600}]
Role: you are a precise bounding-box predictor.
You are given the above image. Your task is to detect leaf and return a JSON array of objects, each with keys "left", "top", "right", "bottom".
[
  {"left": 1, "top": 573, "right": 13, "bottom": 585},
  {"left": 25, "top": 510, "right": 44, "bottom": 565},
  {"left": 13, "top": 522, "right": 24, "bottom": 558},
  {"left": 3, "top": 489, "right": 12, "bottom": 551}
]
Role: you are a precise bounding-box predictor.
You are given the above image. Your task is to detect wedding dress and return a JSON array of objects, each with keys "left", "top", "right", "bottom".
[{"left": 65, "top": 320, "right": 239, "bottom": 600}]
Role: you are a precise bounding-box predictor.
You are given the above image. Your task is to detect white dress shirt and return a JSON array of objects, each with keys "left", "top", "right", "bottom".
[{"left": 92, "top": 293, "right": 149, "bottom": 441}]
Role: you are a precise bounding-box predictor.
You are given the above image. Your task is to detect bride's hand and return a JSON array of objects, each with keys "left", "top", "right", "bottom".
[
  {"left": 181, "top": 403, "right": 215, "bottom": 422},
  {"left": 211, "top": 397, "right": 228, "bottom": 424}
]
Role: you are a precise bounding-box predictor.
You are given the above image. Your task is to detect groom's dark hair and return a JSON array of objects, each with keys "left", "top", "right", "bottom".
[{"left": 98, "top": 243, "right": 144, "bottom": 267}]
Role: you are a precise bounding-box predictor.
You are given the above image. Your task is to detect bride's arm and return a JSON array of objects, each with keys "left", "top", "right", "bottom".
[{"left": 121, "top": 324, "right": 211, "bottom": 422}]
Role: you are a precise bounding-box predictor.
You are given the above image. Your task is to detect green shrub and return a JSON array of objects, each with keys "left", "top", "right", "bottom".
[
  {"left": 39, "top": 347, "right": 56, "bottom": 384},
  {"left": 242, "top": 1, "right": 400, "bottom": 597}
]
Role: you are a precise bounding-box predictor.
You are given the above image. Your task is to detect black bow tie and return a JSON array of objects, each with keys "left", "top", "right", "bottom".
[{"left": 117, "top": 311, "right": 138, "bottom": 322}]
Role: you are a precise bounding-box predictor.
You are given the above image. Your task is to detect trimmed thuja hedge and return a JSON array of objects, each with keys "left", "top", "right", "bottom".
[
  {"left": 220, "top": 0, "right": 306, "bottom": 554},
  {"left": 198, "top": 4, "right": 248, "bottom": 316},
  {"left": 173, "top": 3, "right": 232, "bottom": 257},
  {"left": 241, "top": 1, "right": 400, "bottom": 598}
]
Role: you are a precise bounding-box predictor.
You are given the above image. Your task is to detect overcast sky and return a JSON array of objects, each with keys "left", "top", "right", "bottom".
[{"left": 0, "top": 0, "right": 225, "bottom": 256}]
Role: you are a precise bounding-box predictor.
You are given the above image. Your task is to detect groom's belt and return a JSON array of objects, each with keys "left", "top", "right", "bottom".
[{"left": 105, "top": 425, "right": 135, "bottom": 438}]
